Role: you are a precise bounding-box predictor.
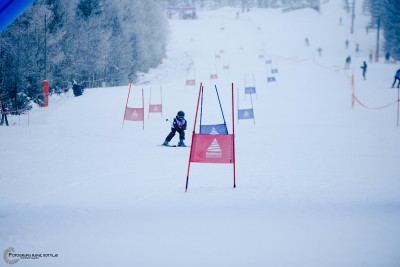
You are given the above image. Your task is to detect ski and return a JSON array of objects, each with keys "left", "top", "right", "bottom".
[{"left": 158, "top": 144, "right": 190, "bottom": 148}]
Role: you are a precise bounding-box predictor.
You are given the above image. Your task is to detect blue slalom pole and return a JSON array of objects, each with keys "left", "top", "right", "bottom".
[
  {"left": 199, "top": 85, "right": 204, "bottom": 132},
  {"left": 214, "top": 85, "right": 227, "bottom": 126}
]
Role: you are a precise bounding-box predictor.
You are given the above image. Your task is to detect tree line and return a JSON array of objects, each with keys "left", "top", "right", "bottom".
[
  {"left": 0, "top": 0, "right": 167, "bottom": 110},
  {"left": 364, "top": 0, "right": 400, "bottom": 60}
]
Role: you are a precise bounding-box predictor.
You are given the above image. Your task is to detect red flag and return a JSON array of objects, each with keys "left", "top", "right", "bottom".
[
  {"left": 124, "top": 107, "right": 144, "bottom": 121},
  {"left": 186, "top": 79, "right": 195, "bottom": 86},
  {"left": 149, "top": 104, "right": 162, "bottom": 113},
  {"left": 190, "top": 134, "right": 234, "bottom": 164}
]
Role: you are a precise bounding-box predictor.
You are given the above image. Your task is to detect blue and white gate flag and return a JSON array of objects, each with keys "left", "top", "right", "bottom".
[
  {"left": 238, "top": 109, "right": 254, "bottom": 120},
  {"left": 200, "top": 124, "right": 229, "bottom": 135},
  {"left": 267, "top": 77, "right": 276, "bottom": 82},
  {"left": 271, "top": 68, "right": 278, "bottom": 74},
  {"left": 245, "top": 86, "right": 256, "bottom": 94}
]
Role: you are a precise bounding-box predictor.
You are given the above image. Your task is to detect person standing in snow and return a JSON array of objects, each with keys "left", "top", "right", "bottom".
[
  {"left": 392, "top": 69, "right": 400, "bottom": 88},
  {"left": 0, "top": 101, "right": 9, "bottom": 126},
  {"left": 345, "top": 55, "right": 351, "bottom": 69},
  {"left": 360, "top": 61, "right": 367, "bottom": 80},
  {"left": 162, "top": 111, "right": 187, "bottom": 147},
  {"left": 385, "top": 52, "right": 390, "bottom": 64}
]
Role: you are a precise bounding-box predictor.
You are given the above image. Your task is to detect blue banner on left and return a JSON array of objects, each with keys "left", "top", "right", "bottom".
[{"left": 0, "top": 0, "right": 35, "bottom": 32}]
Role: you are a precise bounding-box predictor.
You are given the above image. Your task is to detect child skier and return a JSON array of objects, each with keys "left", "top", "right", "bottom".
[
  {"left": 392, "top": 69, "right": 400, "bottom": 88},
  {"left": 360, "top": 61, "right": 367, "bottom": 80},
  {"left": 162, "top": 111, "right": 187, "bottom": 147}
]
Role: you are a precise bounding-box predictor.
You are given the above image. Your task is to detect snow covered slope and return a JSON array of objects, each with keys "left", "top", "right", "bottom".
[{"left": 1, "top": 1, "right": 400, "bottom": 267}]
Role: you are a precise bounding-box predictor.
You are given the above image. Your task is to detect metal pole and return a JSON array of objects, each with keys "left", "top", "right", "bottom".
[
  {"left": 160, "top": 87, "right": 163, "bottom": 117},
  {"left": 44, "top": 14, "right": 47, "bottom": 80},
  {"left": 350, "top": 0, "right": 355, "bottom": 34},
  {"left": 237, "top": 86, "right": 239, "bottom": 125},
  {"left": 375, "top": 16, "right": 380, "bottom": 62},
  {"left": 122, "top": 81, "right": 132, "bottom": 129},
  {"left": 185, "top": 82, "right": 203, "bottom": 192},
  {"left": 214, "top": 85, "right": 227, "bottom": 126},
  {"left": 142, "top": 88, "right": 144, "bottom": 130},
  {"left": 232, "top": 83, "right": 236, "bottom": 188},
  {"left": 252, "top": 73, "right": 257, "bottom": 100},
  {"left": 148, "top": 87, "right": 151, "bottom": 118}
]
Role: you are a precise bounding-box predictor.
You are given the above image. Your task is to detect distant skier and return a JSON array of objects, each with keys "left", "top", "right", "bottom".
[
  {"left": 317, "top": 47, "right": 322, "bottom": 57},
  {"left": 345, "top": 55, "right": 351, "bottom": 69},
  {"left": 385, "top": 52, "right": 390, "bottom": 64},
  {"left": 305, "top": 37, "right": 310, "bottom": 46},
  {"left": 0, "top": 102, "right": 9, "bottom": 126},
  {"left": 162, "top": 111, "right": 187, "bottom": 147},
  {"left": 360, "top": 61, "right": 367, "bottom": 80},
  {"left": 392, "top": 69, "right": 400, "bottom": 88},
  {"left": 345, "top": 39, "right": 349, "bottom": 49}
]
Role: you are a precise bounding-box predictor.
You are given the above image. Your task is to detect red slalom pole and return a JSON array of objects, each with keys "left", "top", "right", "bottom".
[
  {"left": 122, "top": 80, "right": 132, "bottom": 129},
  {"left": 160, "top": 86, "right": 163, "bottom": 117},
  {"left": 142, "top": 88, "right": 144, "bottom": 130},
  {"left": 148, "top": 87, "right": 152, "bottom": 118},
  {"left": 351, "top": 73, "right": 355, "bottom": 109},
  {"left": 185, "top": 82, "right": 203, "bottom": 192},
  {"left": 232, "top": 82, "right": 236, "bottom": 188}
]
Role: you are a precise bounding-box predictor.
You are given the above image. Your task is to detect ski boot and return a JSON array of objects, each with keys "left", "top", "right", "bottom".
[
  {"left": 162, "top": 140, "right": 169, "bottom": 146},
  {"left": 177, "top": 139, "right": 186, "bottom": 147}
]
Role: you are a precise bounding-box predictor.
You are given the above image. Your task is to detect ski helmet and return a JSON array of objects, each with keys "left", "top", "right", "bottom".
[{"left": 177, "top": 111, "right": 185, "bottom": 118}]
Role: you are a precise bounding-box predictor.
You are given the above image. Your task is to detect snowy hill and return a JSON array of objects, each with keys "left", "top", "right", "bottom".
[{"left": 1, "top": 1, "right": 400, "bottom": 267}]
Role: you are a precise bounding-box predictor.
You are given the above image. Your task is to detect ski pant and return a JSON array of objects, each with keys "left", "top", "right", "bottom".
[
  {"left": 1, "top": 113, "right": 9, "bottom": 126},
  {"left": 392, "top": 77, "right": 400, "bottom": 88},
  {"left": 165, "top": 127, "right": 185, "bottom": 142}
]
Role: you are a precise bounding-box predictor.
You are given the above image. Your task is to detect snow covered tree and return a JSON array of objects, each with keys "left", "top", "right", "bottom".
[{"left": 0, "top": 0, "right": 168, "bottom": 107}]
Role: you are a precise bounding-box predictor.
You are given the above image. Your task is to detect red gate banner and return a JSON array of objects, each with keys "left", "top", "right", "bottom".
[
  {"left": 124, "top": 107, "right": 144, "bottom": 121},
  {"left": 190, "top": 134, "right": 234, "bottom": 164},
  {"left": 149, "top": 104, "right": 162, "bottom": 113},
  {"left": 210, "top": 74, "right": 218, "bottom": 79},
  {"left": 186, "top": 79, "right": 195, "bottom": 86},
  {"left": 185, "top": 83, "right": 236, "bottom": 191},
  {"left": 41, "top": 80, "right": 49, "bottom": 107}
]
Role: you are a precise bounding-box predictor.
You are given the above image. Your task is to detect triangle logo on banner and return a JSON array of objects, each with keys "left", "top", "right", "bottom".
[
  {"left": 210, "top": 127, "right": 219, "bottom": 135},
  {"left": 131, "top": 110, "right": 138, "bottom": 119},
  {"left": 243, "top": 110, "right": 250, "bottom": 117},
  {"left": 206, "top": 138, "right": 222, "bottom": 158},
  {"left": 153, "top": 106, "right": 158, "bottom": 111}
]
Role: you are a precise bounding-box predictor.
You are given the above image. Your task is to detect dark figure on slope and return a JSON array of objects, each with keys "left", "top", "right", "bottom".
[
  {"left": 360, "top": 61, "right": 367, "bottom": 80},
  {"left": 162, "top": 111, "right": 187, "bottom": 147},
  {"left": 385, "top": 52, "right": 390, "bottom": 64},
  {"left": 72, "top": 81, "right": 84, "bottom": 97},
  {"left": 1, "top": 102, "right": 9, "bottom": 126},
  {"left": 392, "top": 69, "right": 400, "bottom": 88},
  {"left": 345, "top": 55, "right": 351, "bottom": 69}
]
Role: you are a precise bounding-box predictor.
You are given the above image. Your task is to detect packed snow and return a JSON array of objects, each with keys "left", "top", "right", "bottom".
[{"left": 1, "top": 1, "right": 400, "bottom": 267}]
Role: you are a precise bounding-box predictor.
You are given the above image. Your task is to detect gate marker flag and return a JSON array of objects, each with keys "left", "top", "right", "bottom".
[
  {"left": 122, "top": 81, "right": 145, "bottom": 130},
  {"left": 185, "top": 83, "right": 236, "bottom": 191}
]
